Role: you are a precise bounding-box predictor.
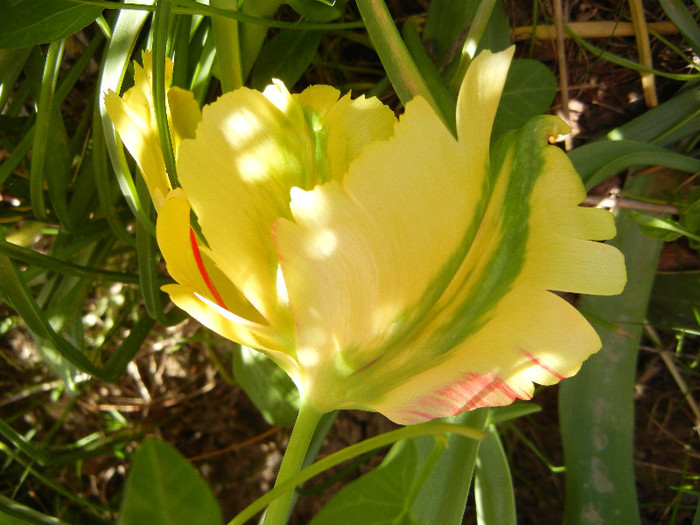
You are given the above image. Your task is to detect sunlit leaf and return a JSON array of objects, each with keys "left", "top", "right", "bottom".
[
  {"left": 0, "top": 0, "right": 103, "bottom": 48},
  {"left": 119, "top": 439, "right": 223, "bottom": 525}
]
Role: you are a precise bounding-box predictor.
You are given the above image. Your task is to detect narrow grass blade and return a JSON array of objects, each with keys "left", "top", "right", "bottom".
[
  {"left": 660, "top": 0, "right": 700, "bottom": 54},
  {"left": 0, "top": 47, "right": 32, "bottom": 110},
  {"left": 567, "top": 29, "right": 698, "bottom": 81},
  {"left": 0, "top": 494, "right": 69, "bottom": 525},
  {"left": 402, "top": 17, "right": 456, "bottom": 132},
  {"left": 29, "top": 41, "right": 65, "bottom": 223},
  {"left": 0, "top": 251, "right": 154, "bottom": 382},
  {"left": 569, "top": 140, "right": 700, "bottom": 190},
  {"left": 97, "top": 1, "right": 154, "bottom": 229},
  {"left": 0, "top": 238, "right": 140, "bottom": 284}
]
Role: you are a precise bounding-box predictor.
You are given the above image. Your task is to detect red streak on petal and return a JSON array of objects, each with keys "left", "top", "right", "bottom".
[
  {"left": 523, "top": 351, "right": 566, "bottom": 380},
  {"left": 190, "top": 227, "right": 227, "bottom": 310}
]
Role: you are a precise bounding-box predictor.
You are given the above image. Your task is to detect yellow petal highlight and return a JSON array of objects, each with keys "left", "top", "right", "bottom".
[
  {"left": 176, "top": 87, "right": 305, "bottom": 327},
  {"left": 456, "top": 47, "right": 514, "bottom": 184},
  {"left": 274, "top": 96, "right": 477, "bottom": 396}
]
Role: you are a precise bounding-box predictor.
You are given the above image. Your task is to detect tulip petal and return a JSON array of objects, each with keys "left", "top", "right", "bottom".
[
  {"left": 295, "top": 86, "right": 397, "bottom": 181},
  {"left": 105, "top": 52, "right": 201, "bottom": 211},
  {"left": 163, "top": 284, "right": 300, "bottom": 380},
  {"left": 367, "top": 117, "right": 626, "bottom": 424},
  {"left": 177, "top": 82, "right": 396, "bottom": 329},
  {"left": 456, "top": 47, "right": 514, "bottom": 187},
  {"left": 373, "top": 289, "right": 600, "bottom": 424},
  {"left": 274, "top": 95, "right": 484, "bottom": 405},
  {"left": 275, "top": 106, "right": 625, "bottom": 420},
  {"left": 167, "top": 87, "right": 201, "bottom": 154},
  {"left": 157, "top": 190, "right": 295, "bottom": 364},
  {"left": 176, "top": 87, "right": 310, "bottom": 327}
]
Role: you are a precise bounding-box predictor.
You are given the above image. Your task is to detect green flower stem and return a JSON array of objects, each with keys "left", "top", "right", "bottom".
[
  {"left": 230, "top": 421, "right": 484, "bottom": 525},
  {"left": 355, "top": 0, "right": 448, "bottom": 124},
  {"left": 211, "top": 0, "right": 244, "bottom": 92},
  {"left": 262, "top": 401, "right": 324, "bottom": 525}
]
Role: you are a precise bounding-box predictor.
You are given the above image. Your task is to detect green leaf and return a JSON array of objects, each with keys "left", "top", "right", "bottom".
[
  {"left": 629, "top": 211, "right": 700, "bottom": 243},
  {"left": 0, "top": 47, "right": 32, "bottom": 111},
  {"left": 559, "top": 174, "right": 663, "bottom": 525},
  {"left": 118, "top": 439, "right": 223, "bottom": 525},
  {"left": 0, "top": 0, "right": 103, "bottom": 48},
  {"left": 310, "top": 439, "right": 422, "bottom": 525},
  {"left": 649, "top": 271, "right": 700, "bottom": 331},
  {"left": 0, "top": 495, "right": 67, "bottom": 525},
  {"left": 660, "top": 0, "right": 700, "bottom": 54},
  {"left": 605, "top": 86, "right": 700, "bottom": 147},
  {"left": 250, "top": 29, "right": 322, "bottom": 91},
  {"left": 233, "top": 345, "right": 300, "bottom": 427},
  {"left": 474, "top": 426, "right": 516, "bottom": 525},
  {"left": 286, "top": 0, "right": 346, "bottom": 22},
  {"left": 568, "top": 140, "right": 700, "bottom": 190},
  {"left": 681, "top": 197, "right": 700, "bottom": 232},
  {"left": 492, "top": 59, "right": 556, "bottom": 138}
]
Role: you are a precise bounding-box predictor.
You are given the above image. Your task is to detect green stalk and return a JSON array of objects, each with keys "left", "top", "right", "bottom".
[
  {"left": 230, "top": 421, "right": 484, "bottom": 525},
  {"left": 355, "top": 0, "right": 445, "bottom": 120},
  {"left": 211, "top": 0, "right": 244, "bottom": 91},
  {"left": 262, "top": 401, "right": 324, "bottom": 525}
]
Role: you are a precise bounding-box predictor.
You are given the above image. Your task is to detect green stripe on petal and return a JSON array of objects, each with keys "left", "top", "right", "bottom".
[
  {"left": 362, "top": 116, "right": 625, "bottom": 423},
  {"left": 277, "top": 88, "right": 625, "bottom": 419},
  {"left": 373, "top": 290, "right": 601, "bottom": 424},
  {"left": 274, "top": 95, "right": 487, "bottom": 409}
]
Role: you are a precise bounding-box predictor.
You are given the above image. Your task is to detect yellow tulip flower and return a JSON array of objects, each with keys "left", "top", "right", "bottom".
[{"left": 106, "top": 48, "right": 625, "bottom": 425}]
